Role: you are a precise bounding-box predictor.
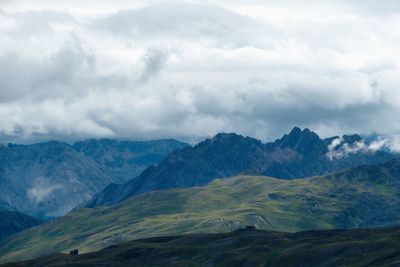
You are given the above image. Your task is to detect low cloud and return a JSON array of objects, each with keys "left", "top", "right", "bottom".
[
  {"left": 327, "top": 136, "right": 398, "bottom": 160},
  {"left": 27, "top": 178, "right": 64, "bottom": 203}
]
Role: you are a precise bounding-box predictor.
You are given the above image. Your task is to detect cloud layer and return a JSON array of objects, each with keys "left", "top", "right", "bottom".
[{"left": 0, "top": 0, "right": 400, "bottom": 142}]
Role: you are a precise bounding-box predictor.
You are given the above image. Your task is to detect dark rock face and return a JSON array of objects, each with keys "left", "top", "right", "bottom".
[
  {"left": 0, "top": 209, "right": 42, "bottom": 241},
  {"left": 0, "top": 139, "right": 187, "bottom": 218},
  {"left": 273, "top": 127, "right": 327, "bottom": 158},
  {"left": 86, "top": 127, "right": 395, "bottom": 207}
]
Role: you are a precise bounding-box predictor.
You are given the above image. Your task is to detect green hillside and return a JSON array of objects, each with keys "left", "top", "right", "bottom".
[
  {"left": 4, "top": 227, "right": 400, "bottom": 267},
  {"left": 2, "top": 160, "right": 400, "bottom": 263}
]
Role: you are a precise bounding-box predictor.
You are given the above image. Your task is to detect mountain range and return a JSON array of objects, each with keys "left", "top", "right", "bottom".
[
  {"left": 3, "top": 159, "right": 400, "bottom": 263},
  {"left": 3, "top": 227, "right": 400, "bottom": 267},
  {"left": 0, "top": 128, "right": 391, "bottom": 218},
  {"left": 86, "top": 127, "right": 394, "bottom": 207},
  {"left": 0, "top": 139, "right": 187, "bottom": 218}
]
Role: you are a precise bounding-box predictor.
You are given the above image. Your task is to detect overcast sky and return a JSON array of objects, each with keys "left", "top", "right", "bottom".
[{"left": 0, "top": 0, "right": 400, "bottom": 143}]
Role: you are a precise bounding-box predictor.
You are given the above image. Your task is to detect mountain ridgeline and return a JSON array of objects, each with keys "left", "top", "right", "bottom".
[
  {"left": 0, "top": 128, "right": 394, "bottom": 218},
  {"left": 0, "top": 139, "right": 187, "bottom": 218},
  {"left": 86, "top": 127, "right": 394, "bottom": 207}
]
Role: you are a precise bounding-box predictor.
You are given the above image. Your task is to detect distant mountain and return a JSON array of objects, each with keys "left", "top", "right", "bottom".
[
  {"left": 0, "top": 141, "right": 119, "bottom": 218},
  {"left": 0, "top": 139, "right": 186, "bottom": 218},
  {"left": 72, "top": 139, "right": 188, "bottom": 181},
  {"left": 86, "top": 127, "right": 394, "bottom": 207},
  {"left": 4, "top": 159, "right": 400, "bottom": 263},
  {"left": 4, "top": 228, "right": 400, "bottom": 267},
  {"left": 0, "top": 209, "right": 42, "bottom": 241}
]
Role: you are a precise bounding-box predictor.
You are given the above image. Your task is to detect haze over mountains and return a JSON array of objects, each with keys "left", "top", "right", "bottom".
[
  {"left": 86, "top": 127, "right": 395, "bottom": 207},
  {"left": 0, "top": 139, "right": 187, "bottom": 218},
  {"left": 72, "top": 139, "right": 188, "bottom": 180}
]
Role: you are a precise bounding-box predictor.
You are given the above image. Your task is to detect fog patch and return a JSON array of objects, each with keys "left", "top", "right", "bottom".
[{"left": 27, "top": 177, "right": 64, "bottom": 203}]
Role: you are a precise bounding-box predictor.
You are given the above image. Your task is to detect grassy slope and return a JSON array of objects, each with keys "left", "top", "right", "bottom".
[
  {"left": 4, "top": 228, "right": 400, "bottom": 267},
  {"left": 2, "top": 164, "right": 400, "bottom": 263}
]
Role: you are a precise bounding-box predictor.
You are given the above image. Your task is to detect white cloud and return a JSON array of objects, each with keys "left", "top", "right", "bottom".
[
  {"left": 0, "top": 1, "right": 399, "bottom": 142},
  {"left": 327, "top": 136, "right": 399, "bottom": 160},
  {"left": 327, "top": 138, "right": 367, "bottom": 160}
]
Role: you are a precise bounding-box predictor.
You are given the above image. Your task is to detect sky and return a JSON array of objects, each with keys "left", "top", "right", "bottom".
[{"left": 0, "top": 0, "right": 400, "bottom": 143}]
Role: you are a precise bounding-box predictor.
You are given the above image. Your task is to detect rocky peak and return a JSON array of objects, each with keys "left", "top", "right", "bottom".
[
  {"left": 278, "top": 127, "right": 303, "bottom": 148},
  {"left": 274, "top": 127, "right": 326, "bottom": 155}
]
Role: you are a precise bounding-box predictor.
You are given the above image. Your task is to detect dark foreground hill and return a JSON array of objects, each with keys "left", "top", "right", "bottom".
[
  {"left": 0, "top": 210, "right": 42, "bottom": 241},
  {"left": 3, "top": 160, "right": 400, "bottom": 263},
  {"left": 3, "top": 227, "right": 400, "bottom": 267},
  {"left": 86, "top": 127, "right": 394, "bottom": 207}
]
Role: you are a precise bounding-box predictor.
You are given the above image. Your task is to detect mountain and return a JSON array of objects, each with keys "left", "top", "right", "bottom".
[
  {"left": 0, "top": 141, "right": 119, "bottom": 218},
  {"left": 72, "top": 139, "right": 188, "bottom": 181},
  {"left": 0, "top": 139, "right": 186, "bottom": 218},
  {"left": 86, "top": 127, "right": 393, "bottom": 207},
  {"left": 3, "top": 227, "right": 400, "bottom": 267},
  {"left": 0, "top": 210, "right": 42, "bottom": 241},
  {"left": 3, "top": 160, "right": 400, "bottom": 263}
]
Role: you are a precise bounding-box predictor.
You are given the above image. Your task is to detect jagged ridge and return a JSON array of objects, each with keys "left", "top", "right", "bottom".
[{"left": 86, "top": 127, "right": 393, "bottom": 207}]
